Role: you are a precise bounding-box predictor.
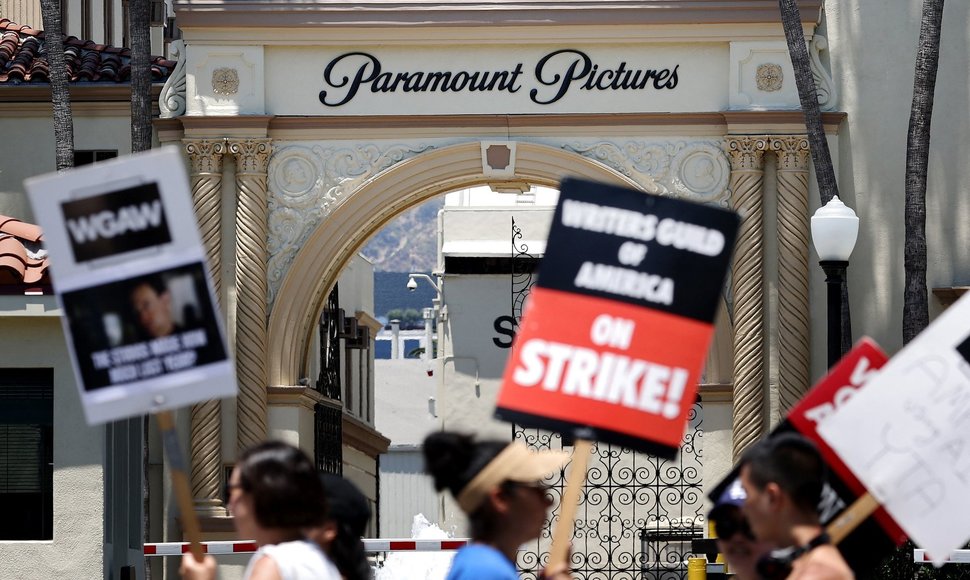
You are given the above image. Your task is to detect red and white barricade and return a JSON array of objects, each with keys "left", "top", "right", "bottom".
[{"left": 144, "top": 538, "right": 468, "bottom": 557}]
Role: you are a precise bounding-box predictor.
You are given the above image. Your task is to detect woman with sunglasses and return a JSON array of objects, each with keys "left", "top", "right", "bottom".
[
  {"left": 180, "top": 441, "right": 341, "bottom": 580},
  {"left": 707, "top": 478, "right": 774, "bottom": 580},
  {"left": 423, "top": 431, "right": 574, "bottom": 580}
]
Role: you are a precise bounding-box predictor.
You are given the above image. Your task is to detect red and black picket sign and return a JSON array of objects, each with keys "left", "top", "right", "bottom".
[
  {"left": 708, "top": 339, "right": 907, "bottom": 576},
  {"left": 495, "top": 177, "right": 739, "bottom": 458}
]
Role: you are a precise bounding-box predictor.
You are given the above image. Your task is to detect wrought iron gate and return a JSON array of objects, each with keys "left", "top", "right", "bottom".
[
  {"left": 509, "top": 217, "right": 705, "bottom": 579},
  {"left": 315, "top": 284, "right": 343, "bottom": 475},
  {"left": 513, "top": 406, "right": 703, "bottom": 580}
]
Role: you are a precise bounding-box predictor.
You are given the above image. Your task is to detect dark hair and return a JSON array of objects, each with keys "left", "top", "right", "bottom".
[
  {"left": 130, "top": 274, "right": 168, "bottom": 298},
  {"left": 422, "top": 431, "right": 506, "bottom": 497},
  {"left": 422, "top": 431, "right": 509, "bottom": 541},
  {"left": 321, "top": 474, "right": 372, "bottom": 580},
  {"left": 238, "top": 441, "right": 327, "bottom": 529},
  {"left": 740, "top": 433, "right": 825, "bottom": 513}
]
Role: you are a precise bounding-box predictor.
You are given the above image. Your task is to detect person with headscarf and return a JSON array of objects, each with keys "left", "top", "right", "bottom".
[{"left": 423, "top": 431, "right": 574, "bottom": 580}]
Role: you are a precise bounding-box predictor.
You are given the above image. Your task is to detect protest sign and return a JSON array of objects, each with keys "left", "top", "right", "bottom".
[
  {"left": 494, "top": 177, "right": 739, "bottom": 459},
  {"left": 708, "top": 339, "right": 905, "bottom": 575},
  {"left": 25, "top": 147, "right": 235, "bottom": 425},
  {"left": 818, "top": 292, "right": 970, "bottom": 565}
]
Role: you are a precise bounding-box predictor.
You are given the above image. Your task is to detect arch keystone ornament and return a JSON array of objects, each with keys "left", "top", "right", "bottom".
[{"left": 481, "top": 141, "right": 516, "bottom": 177}]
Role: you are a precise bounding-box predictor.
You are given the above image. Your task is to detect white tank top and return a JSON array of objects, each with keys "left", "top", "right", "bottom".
[{"left": 243, "top": 539, "right": 341, "bottom": 580}]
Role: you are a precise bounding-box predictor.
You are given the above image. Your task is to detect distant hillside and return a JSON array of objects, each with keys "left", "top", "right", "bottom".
[{"left": 361, "top": 197, "right": 442, "bottom": 273}]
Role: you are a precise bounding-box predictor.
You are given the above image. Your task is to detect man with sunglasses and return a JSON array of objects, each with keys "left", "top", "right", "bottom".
[{"left": 708, "top": 478, "right": 774, "bottom": 580}]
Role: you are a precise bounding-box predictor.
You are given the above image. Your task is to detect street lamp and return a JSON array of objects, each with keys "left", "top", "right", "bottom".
[
  {"left": 810, "top": 196, "right": 859, "bottom": 368},
  {"left": 407, "top": 273, "right": 446, "bottom": 358},
  {"left": 407, "top": 273, "right": 442, "bottom": 301}
]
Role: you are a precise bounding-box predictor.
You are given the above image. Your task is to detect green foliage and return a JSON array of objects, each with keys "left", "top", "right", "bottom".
[
  {"left": 862, "top": 541, "right": 969, "bottom": 580},
  {"left": 384, "top": 308, "right": 427, "bottom": 330}
]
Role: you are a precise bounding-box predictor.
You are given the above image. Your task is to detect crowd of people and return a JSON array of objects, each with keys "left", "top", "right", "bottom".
[
  {"left": 178, "top": 441, "right": 371, "bottom": 580},
  {"left": 178, "top": 431, "right": 852, "bottom": 580}
]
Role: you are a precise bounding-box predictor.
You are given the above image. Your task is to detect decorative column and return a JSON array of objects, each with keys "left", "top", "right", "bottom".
[
  {"left": 770, "top": 136, "right": 812, "bottom": 414},
  {"left": 724, "top": 136, "right": 768, "bottom": 461},
  {"left": 229, "top": 139, "right": 272, "bottom": 451},
  {"left": 183, "top": 139, "right": 226, "bottom": 515}
]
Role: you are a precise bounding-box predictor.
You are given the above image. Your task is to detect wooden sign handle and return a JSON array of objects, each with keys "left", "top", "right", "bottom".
[
  {"left": 825, "top": 492, "right": 880, "bottom": 545},
  {"left": 547, "top": 439, "right": 593, "bottom": 570},
  {"left": 156, "top": 410, "right": 205, "bottom": 563}
]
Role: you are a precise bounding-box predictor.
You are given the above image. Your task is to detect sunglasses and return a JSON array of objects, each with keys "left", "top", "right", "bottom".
[
  {"left": 712, "top": 514, "right": 754, "bottom": 541},
  {"left": 224, "top": 481, "right": 244, "bottom": 501},
  {"left": 504, "top": 481, "right": 551, "bottom": 496}
]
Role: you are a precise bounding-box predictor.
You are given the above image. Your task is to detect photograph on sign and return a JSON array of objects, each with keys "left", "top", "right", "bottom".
[
  {"left": 817, "top": 292, "right": 970, "bottom": 565},
  {"left": 708, "top": 339, "right": 904, "bottom": 576},
  {"left": 24, "top": 147, "right": 235, "bottom": 425},
  {"left": 495, "top": 177, "right": 739, "bottom": 458},
  {"left": 61, "top": 262, "right": 228, "bottom": 391}
]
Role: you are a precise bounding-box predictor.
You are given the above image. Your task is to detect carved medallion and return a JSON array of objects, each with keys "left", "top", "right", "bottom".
[
  {"left": 212, "top": 68, "right": 240, "bottom": 96},
  {"left": 670, "top": 144, "right": 730, "bottom": 202},
  {"left": 756, "top": 63, "right": 783, "bottom": 92}
]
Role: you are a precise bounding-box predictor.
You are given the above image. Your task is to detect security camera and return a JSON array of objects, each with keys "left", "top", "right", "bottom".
[{"left": 407, "top": 277, "right": 418, "bottom": 291}]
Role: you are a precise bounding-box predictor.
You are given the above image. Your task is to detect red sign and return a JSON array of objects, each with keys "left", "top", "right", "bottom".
[
  {"left": 787, "top": 339, "right": 906, "bottom": 545},
  {"left": 708, "top": 338, "right": 906, "bottom": 576},
  {"left": 495, "top": 178, "right": 739, "bottom": 458}
]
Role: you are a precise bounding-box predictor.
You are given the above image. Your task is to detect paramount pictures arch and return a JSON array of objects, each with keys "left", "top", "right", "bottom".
[{"left": 155, "top": 0, "right": 841, "bottom": 568}]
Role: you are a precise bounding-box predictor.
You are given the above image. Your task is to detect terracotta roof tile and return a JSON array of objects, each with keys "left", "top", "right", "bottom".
[
  {"left": 0, "top": 215, "right": 50, "bottom": 290},
  {"left": 0, "top": 236, "right": 28, "bottom": 280},
  {"left": 22, "top": 256, "right": 49, "bottom": 284},
  {"left": 0, "top": 216, "right": 43, "bottom": 242},
  {"left": 0, "top": 18, "right": 176, "bottom": 85}
]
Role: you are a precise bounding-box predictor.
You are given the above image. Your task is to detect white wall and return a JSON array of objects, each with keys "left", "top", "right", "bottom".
[
  {"left": 378, "top": 448, "right": 440, "bottom": 538},
  {"left": 826, "top": 1, "right": 970, "bottom": 363},
  {"left": 374, "top": 359, "right": 441, "bottom": 537},
  {"left": 438, "top": 274, "right": 517, "bottom": 440},
  {"left": 0, "top": 314, "right": 105, "bottom": 580},
  {"left": 374, "top": 360, "right": 439, "bottom": 447},
  {"left": 0, "top": 115, "right": 133, "bottom": 223}
]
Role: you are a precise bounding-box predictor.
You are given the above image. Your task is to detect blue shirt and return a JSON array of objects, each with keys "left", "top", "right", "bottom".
[{"left": 446, "top": 544, "right": 518, "bottom": 580}]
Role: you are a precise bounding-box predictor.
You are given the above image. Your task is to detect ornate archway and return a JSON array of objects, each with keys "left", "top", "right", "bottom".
[{"left": 267, "top": 140, "right": 640, "bottom": 386}]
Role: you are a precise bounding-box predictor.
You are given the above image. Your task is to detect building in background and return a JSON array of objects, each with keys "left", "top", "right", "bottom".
[
  {"left": 0, "top": 21, "right": 176, "bottom": 578},
  {"left": 1, "top": 0, "right": 171, "bottom": 55}
]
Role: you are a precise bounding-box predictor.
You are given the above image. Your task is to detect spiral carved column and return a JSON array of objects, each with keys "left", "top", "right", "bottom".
[
  {"left": 771, "top": 136, "right": 812, "bottom": 415},
  {"left": 229, "top": 139, "right": 272, "bottom": 451},
  {"left": 184, "top": 139, "right": 226, "bottom": 515},
  {"left": 725, "top": 136, "right": 768, "bottom": 461}
]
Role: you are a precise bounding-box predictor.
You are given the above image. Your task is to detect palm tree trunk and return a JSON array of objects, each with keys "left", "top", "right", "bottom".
[
  {"left": 777, "top": 0, "right": 853, "bottom": 354},
  {"left": 128, "top": 2, "right": 153, "bottom": 576},
  {"left": 777, "top": 0, "right": 839, "bottom": 204},
  {"left": 903, "top": 0, "right": 945, "bottom": 345},
  {"left": 129, "top": 0, "right": 152, "bottom": 153},
  {"left": 40, "top": 0, "right": 74, "bottom": 170}
]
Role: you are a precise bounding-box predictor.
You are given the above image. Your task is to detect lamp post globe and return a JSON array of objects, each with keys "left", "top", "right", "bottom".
[{"left": 810, "top": 196, "right": 859, "bottom": 368}]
